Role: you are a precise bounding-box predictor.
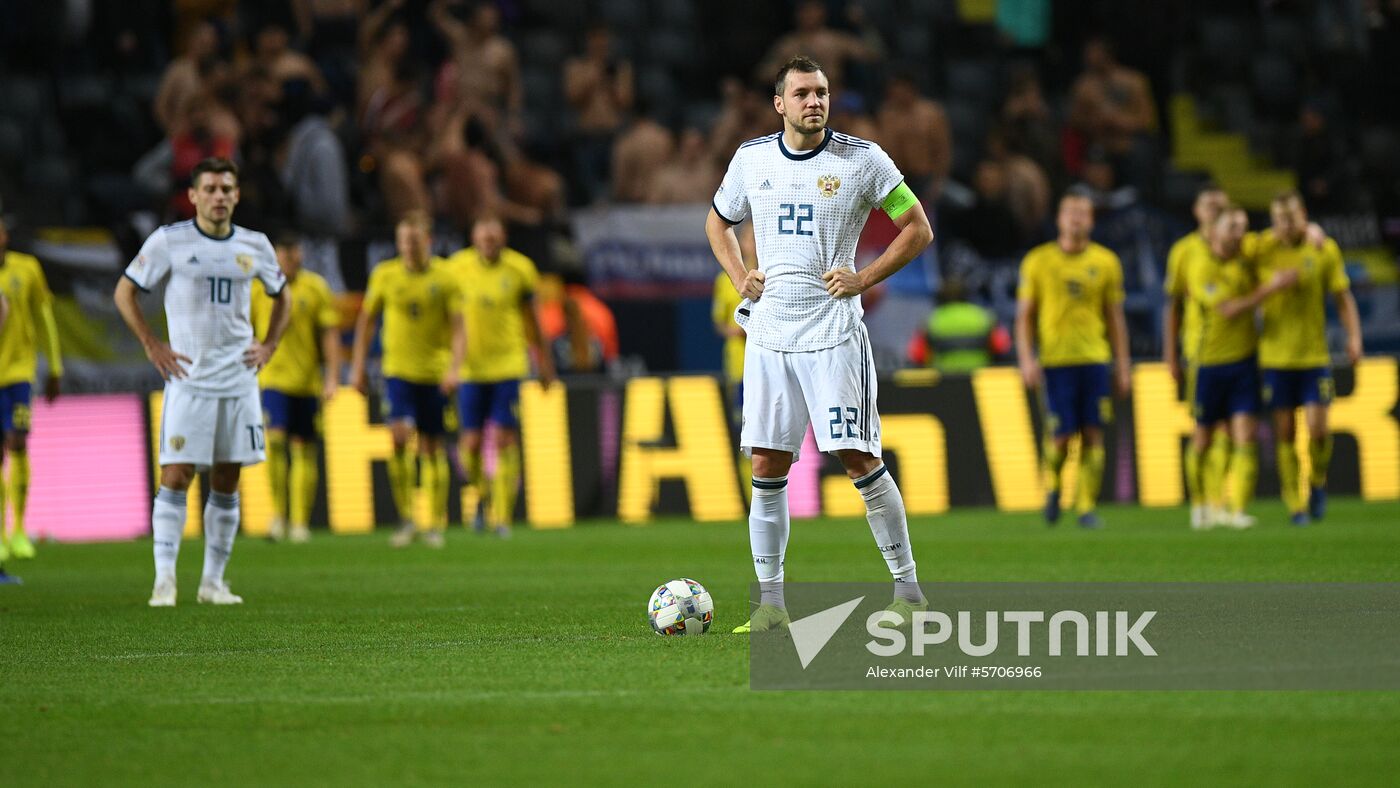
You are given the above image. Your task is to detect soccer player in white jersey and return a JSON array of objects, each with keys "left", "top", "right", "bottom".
[
  {"left": 706, "top": 56, "right": 935, "bottom": 633},
  {"left": 114, "top": 158, "right": 291, "bottom": 607}
]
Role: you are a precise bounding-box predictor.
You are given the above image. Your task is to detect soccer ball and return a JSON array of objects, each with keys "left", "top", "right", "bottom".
[{"left": 647, "top": 578, "right": 714, "bottom": 636}]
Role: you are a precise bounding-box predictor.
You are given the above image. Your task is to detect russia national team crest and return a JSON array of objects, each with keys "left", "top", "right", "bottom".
[
  {"left": 817, "top": 175, "right": 841, "bottom": 198},
  {"left": 235, "top": 254, "right": 254, "bottom": 273}
]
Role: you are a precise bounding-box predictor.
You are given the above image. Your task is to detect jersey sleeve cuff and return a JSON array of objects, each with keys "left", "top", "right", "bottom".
[
  {"left": 122, "top": 271, "right": 152, "bottom": 293},
  {"left": 712, "top": 201, "right": 741, "bottom": 226},
  {"left": 263, "top": 281, "right": 287, "bottom": 297}
]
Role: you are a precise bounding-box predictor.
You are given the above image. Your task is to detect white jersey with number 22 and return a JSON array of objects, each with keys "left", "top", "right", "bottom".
[{"left": 712, "top": 129, "right": 904, "bottom": 353}]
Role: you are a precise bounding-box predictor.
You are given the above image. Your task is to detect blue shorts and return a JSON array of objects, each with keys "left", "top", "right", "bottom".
[
  {"left": 1194, "top": 357, "right": 1261, "bottom": 425},
  {"left": 457, "top": 379, "right": 521, "bottom": 431},
  {"left": 384, "top": 378, "right": 447, "bottom": 436},
  {"left": 0, "top": 382, "right": 32, "bottom": 433},
  {"left": 1262, "top": 367, "right": 1334, "bottom": 410},
  {"left": 262, "top": 389, "right": 320, "bottom": 440},
  {"left": 1042, "top": 364, "right": 1110, "bottom": 437}
]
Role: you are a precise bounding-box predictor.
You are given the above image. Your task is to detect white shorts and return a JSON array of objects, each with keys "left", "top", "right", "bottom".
[
  {"left": 740, "top": 325, "right": 880, "bottom": 462},
  {"left": 158, "top": 382, "right": 266, "bottom": 467}
]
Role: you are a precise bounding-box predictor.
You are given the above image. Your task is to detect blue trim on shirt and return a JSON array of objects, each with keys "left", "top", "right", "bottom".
[
  {"left": 712, "top": 200, "right": 740, "bottom": 225},
  {"left": 192, "top": 221, "right": 235, "bottom": 242},
  {"left": 778, "top": 128, "right": 832, "bottom": 161}
]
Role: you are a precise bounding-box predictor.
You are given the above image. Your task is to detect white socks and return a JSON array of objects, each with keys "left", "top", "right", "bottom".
[
  {"left": 152, "top": 486, "right": 187, "bottom": 584},
  {"left": 201, "top": 491, "right": 240, "bottom": 587},
  {"left": 855, "top": 465, "right": 923, "bottom": 604},
  {"left": 749, "top": 475, "right": 790, "bottom": 609}
]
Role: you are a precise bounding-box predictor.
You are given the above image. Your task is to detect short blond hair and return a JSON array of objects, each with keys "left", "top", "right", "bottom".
[{"left": 397, "top": 209, "right": 432, "bottom": 232}]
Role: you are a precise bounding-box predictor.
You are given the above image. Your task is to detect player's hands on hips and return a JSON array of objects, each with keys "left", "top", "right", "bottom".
[
  {"left": 738, "top": 269, "right": 765, "bottom": 301},
  {"left": 44, "top": 374, "right": 61, "bottom": 403},
  {"left": 244, "top": 341, "right": 276, "bottom": 370},
  {"left": 144, "top": 339, "right": 192, "bottom": 380},
  {"left": 822, "top": 268, "right": 864, "bottom": 298},
  {"left": 1019, "top": 358, "right": 1042, "bottom": 390}
]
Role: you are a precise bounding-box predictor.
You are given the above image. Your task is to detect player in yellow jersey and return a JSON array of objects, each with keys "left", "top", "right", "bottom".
[
  {"left": 1183, "top": 207, "right": 1298, "bottom": 529},
  {"left": 712, "top": 268, "right": 750, "bottom": 496},
  {"left": 444, "top": 218, "right": 555, "bottom": 537},
  {"left": 349, "top": 212, "right": 465, "bottom": 548},
  {"left": 1015, "top": 194, "right": 1130, "bottom": 529},
  {"left": 0, "top": 217, "right": 64, "bottom": 561},
  {"left": 1257, "top": 193, "right": 1363, "bottom": 525},
  {"left": 1163, "top": 187, "right": 1232, "bottom": 526},
  {"left": 251, "top": 232, "right": 340, "bottom": 543}
]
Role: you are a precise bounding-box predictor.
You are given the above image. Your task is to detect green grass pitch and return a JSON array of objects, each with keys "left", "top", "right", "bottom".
[{"left": 4, "top": 499, "right": 1400, "bottom": 786}]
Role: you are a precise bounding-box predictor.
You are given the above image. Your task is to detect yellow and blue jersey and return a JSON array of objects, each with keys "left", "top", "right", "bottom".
[
  {"left": 1016, "top": 241, "right": 1124, "bottom": 367},
  {"left": 1256, "top": 233, "right": 1349, "bottom": 370},
  {"left": 711, "top": 272, "right": 745, "bottom": 384},
  {"left": 1183, "top": 252, "right": 1258, "bottom": 366},
  {"left": 0, "top": 251, "right": 58, "bottom": 387},
  {"left": 445, "top": 246, "right": 538, "bottom": 383},
  {"left": 363, "top": 257, "right": 460, "bottom": 385},
  {"left": 252, "top": 270, "right": 338, "bottom": 397}
]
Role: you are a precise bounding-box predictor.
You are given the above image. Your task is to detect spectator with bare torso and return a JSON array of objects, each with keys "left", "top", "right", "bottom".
[
  {"left": 1068, "top": 37, "right": 1158, "bottom": 192},
  {"left": 611, "top": 113, "right": 675, "bottom": 203},
  {"left": 755, "top": 1, "right": 883, "bottom": 92},
  {"left": 648, "top": 128, "right": 722, "bottom": 204},
  {"left": 564, "top": 25, "right": 634, "bottom": 203},
  {"left": 357, "top": 0, "right": 429, "bottom": 221},
  {"left": 154, "top": 21, "right": 230, "bottom": 136},
  {"left": 877, "top": 74, "right": 951, "bottom": 201},
  {"left": 430, "top": 0, "right": 522, "bottom": 131}
]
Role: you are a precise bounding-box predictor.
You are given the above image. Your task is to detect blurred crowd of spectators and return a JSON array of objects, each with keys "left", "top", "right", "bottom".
[{"left": 2, "top": 0, "right": 1399, "bottom": 286}]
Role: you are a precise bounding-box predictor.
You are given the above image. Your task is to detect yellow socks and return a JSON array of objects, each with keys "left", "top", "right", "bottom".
[
  {"left": 289, "top": 442, "right": 319, "bottom": 527},
  {"left": 491, "top": 442, "right": 521, "bottom": 528},
  {"left": 423, "top": 448, "right": 450, "bottom": 529},
  {"left": 1204, "top": 432, "right": 1230, "bottom": 509},
  {"left": 1229, "top": 443, "right": 1258, "bottom": 514},
  {"left": 387, "top": 446, "right": 415, "bottom": 524},
  {"left": 1042, "top": 441, "right": 1067, "bottom": 494},
  {"left": 1185, "top": 443, "right": 1203, "bottom": 506},
  {"left": 1309, "top": 435, "right": 1333, "bottom": 488},
  {"left": 266, "top": 432, "right": 289, "bottom": 521},
  {"left": 7, "top": 451, "right": 30, "bottom": 539},
  {"left": 1076, "top": 444, "right": 1104, "bottom": 515},
  {"left": 461, "top": 445, "right": 484, "bottom": 494},
  {"left": 1277, "top": 442, "right": 1302, "bottom": 514}
]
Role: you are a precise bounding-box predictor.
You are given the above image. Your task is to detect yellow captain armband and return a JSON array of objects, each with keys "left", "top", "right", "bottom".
[{"left": 881, "top": 181, "right": 917, "bottom": 220}]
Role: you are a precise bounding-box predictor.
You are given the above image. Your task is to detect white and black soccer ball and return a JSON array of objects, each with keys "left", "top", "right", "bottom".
[{"left": 647, "top": 578, "right": 714, "bottom": 636}]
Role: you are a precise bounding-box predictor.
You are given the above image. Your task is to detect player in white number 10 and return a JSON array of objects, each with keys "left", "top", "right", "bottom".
[{"left": 114, "top": 158, "right": 292, "bottom": 608}]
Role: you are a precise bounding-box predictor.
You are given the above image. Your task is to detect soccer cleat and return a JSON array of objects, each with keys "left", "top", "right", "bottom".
[
  {"left": 289, "top": 524, "right": 311, "bottom": 544},
  {"left": 197, "top": 580, "right": 243, "bottom": 605},
  {"left": 1206, "top": 506, "right": 1228, "bottom": 528},
  {"left": 1308, "top": 486, "right": 1327, "bottom": 521},
  {"left": 267, "top": 516, "right": 287, "bottom": 543},
  {"left": 1290, "top": 512, "right": 1310, "bottom": 527},
  {"left": 148, "top": 578, "right": 177, "bottom": 607},
  {"left": 7, "top": 531, "right": 35, "bottom": 559},
  {"left": 494, "top": 525, "right": 512, "bottom": 540},
  {"left": 1076, "top": 512, "right": 1103, "bottom": 530},
  {"left": 732, "top": 603, "right": 790, "bottom": 634},
  {"left": 1219, "top": 511, "right": 1256, "bottom": 530},
  {"left": 1190, "top": 505, "right": 1211, "bottom": 530},
  {"left": 0, "top": 568, "right": 21, "bottom": 585},
  {"left": 1043, "top": 490, "right": 1061, "bottom": 526},
  {"left": 874, "top": 597, "right": 930, "bottom": 631},
  {"left": 422, "top": 529, "right": 445, "bottom": 549},
  {"left": 389, "top": 521, "right": 416, "bottom": 548},
  {"left": 471, "top": 499, "right": 487, "bottom": 534}
]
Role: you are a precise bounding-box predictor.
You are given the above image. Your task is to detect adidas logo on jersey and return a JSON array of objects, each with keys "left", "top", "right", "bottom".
[
  {"left": 186, "top": 255, "right": 199, "bottom": 265},
  {"left": 760, "top": 179, "right": 773, "bottom": 190}
]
